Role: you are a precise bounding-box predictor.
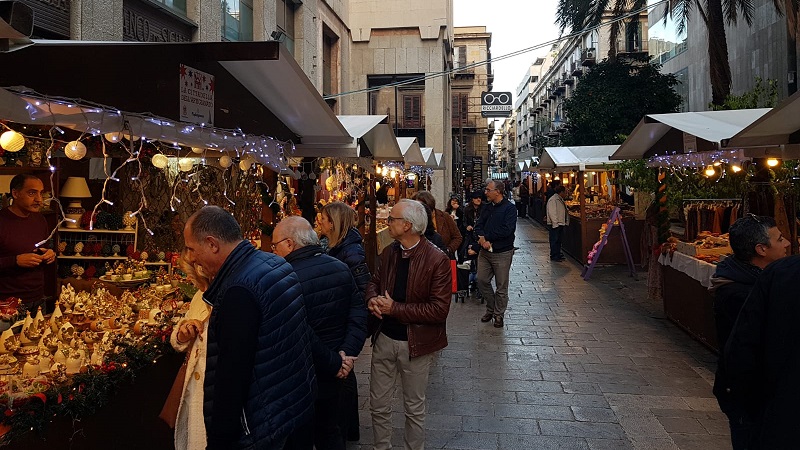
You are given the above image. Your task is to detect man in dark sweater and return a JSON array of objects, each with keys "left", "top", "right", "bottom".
[
  {"left": 709, "top": 214, "right": 788, "bottom": 449},
  {"left": 272, "top": 216, "right": 368, "bottom": 450},
  {"left": 474, "top": 179, "right": 517, "bottom": 328},
  {"left": 0, "top": 174, "right": 55, "bottom": 310}
]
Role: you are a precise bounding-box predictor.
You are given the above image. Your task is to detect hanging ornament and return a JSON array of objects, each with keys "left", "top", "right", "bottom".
[
  {"left": 178, "top": 158, "right": 194, "bottom": 172},
  {"left": 103, "top": 131, "right": 124, "bottom": 143},
  {"left": 191, "top": 147, "right": 204, "bottom": 154},
  {"left": 239, "top": 156, "right": 254, "bottom": 171},
  {"left": 309, "top": 172, "right": 316, "bottom": 180},
  {"left": 64, "top": 141, "right": 87, "bottom": 160},
  {"left": 152, "top": 154, "right": 169, "bottom": 169},
  {"left": 219, "top": 155, "right": 233, "bottom": 168},
  {"left": 0, "top": 130, "right": 25, "bottom": 152}
]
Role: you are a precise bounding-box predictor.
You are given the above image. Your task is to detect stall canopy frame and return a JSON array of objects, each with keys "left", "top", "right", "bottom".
[
  {"left": 397, "top": 137, "right": 426, "bottom": 165},
  {"left": 539, "top": 145, "right": 621, "bottom": 171},
  {"left": 292, "top": 115, "right": 403, "bottom": 161}
]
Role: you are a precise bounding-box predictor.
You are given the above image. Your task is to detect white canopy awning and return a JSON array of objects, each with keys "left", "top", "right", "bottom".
[
  {"left": 539, "top": 145, "right": 621, "bottom": 170},
  {"left": 612, "top": 109, "right": 771, "bottom": 160},
  {"left": 397, "top": 137, "right": 425, "bottom": 165},
  {"left": 725, "top": 91, "right": 800, "bottom": 157},
  {"left": 292, "top": 115, "right": 403, "bottom": 160},
  {"left": 420, "top": 147, "right": 439, "bottom": 168}
]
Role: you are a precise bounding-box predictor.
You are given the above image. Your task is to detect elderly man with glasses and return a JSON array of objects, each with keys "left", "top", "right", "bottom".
[
  {"left": 0, "top": 173, "right": 55, "bottom": 314},
  {"left": 366, "top": 199, "right": 451, "bottom": 450},
  {"left": 272, "top": 216, "right": 368, "bottom": 450},
  {"left": 474, "top": 179, "right": 517, "bottom": 328}
]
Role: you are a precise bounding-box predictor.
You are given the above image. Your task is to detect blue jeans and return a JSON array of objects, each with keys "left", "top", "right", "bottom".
[{"left": 548, "top": 226, "right": 565, "bottom": 259}]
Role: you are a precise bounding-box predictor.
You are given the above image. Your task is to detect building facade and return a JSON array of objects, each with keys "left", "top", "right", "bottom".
[{"left": 452, "top": 26, "right": 492, "bottom": 191}]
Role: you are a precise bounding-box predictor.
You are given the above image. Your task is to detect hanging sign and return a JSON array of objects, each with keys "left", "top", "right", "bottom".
[
  {"left": 480, "top": 92, "right": 512, "bottom": 118},
  {"left": 180, "top": 64, "right": 215, "bottom": 125},
  {"left": 682, "top": 132, "right": 697, "bottom": 153}
]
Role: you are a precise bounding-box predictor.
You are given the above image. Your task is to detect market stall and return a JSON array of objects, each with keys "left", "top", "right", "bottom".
[{"left": 538, "top": 145, "right": 643, "bottom": 265}]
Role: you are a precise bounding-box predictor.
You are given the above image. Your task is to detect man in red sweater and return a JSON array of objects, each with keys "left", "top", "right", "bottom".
[{"left": 0, "top": 174, "right": 55, "bottom": 310}]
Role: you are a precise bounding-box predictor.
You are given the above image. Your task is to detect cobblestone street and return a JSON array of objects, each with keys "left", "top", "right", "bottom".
[{"left": 349, "top": 218, "right": 730, "bottom": 450}]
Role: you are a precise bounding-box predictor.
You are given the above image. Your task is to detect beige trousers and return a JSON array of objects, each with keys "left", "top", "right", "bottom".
[{"left": 369, "top": 333, "right": 436, "bottom": 450}]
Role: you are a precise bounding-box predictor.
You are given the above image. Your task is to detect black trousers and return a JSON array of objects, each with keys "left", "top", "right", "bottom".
[
  {"left": 548, "top": 226, "right": 565, "bottom": 259},
  {"left": 284, "top": 381, "right": 344, "bottom": 450}
]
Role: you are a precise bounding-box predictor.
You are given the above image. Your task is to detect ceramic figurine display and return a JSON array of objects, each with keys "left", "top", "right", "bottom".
[
  {"left": 122, "top": 211, "right": 136, "bottom": 231},
  {"left": 73, "top": 242, "right": 84, "bottom": 257}
]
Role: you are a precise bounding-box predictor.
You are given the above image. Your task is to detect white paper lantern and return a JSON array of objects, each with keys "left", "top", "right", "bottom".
[
  {"left": 219, "top": 155, "right": 233, "bottom": 168},
  {"left": 152, "top": 154, "right": 169, "bottom": 169},
  {"left": 0, "top": 130, "right": 24, "bottom": 152},
  {"left": 239, "top": 156, "right": 254, "bottom": 171},
  {"left": 122, "top": 131, "right": 140, "bottom": 142},
  {"left": 178, "top": 158, "right": 194, "bottom": 172},
  {"left": 64, "top": 141, "right": 87, "bottom": 160},
  {"left": 103, "top": 131, "right": 124, "bottom": 143},
  {"left": 191, "top": 147, "right": 204, "bottom": 154}
]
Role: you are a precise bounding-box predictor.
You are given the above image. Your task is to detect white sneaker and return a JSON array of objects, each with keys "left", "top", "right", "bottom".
[{"left": 456, "top": 261, "right": 471, "bottom": 270}]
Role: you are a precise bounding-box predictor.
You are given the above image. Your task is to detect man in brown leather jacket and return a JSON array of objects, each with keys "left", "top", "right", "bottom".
[{"left": 366, "top": 199, "right": 451, "bottom": 450}]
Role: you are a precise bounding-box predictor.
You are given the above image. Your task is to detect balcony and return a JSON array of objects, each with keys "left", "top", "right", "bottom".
[
  {"left": 571, "top": 62, "right": 583, "bottom": 76},
  {"left": 581, "top": 47, "right": 597, "bottom": 66}
]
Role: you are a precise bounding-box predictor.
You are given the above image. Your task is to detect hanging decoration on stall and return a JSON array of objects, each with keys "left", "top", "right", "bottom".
[{"left": 581, "top": 207, "right": 636, "bottom": 281}]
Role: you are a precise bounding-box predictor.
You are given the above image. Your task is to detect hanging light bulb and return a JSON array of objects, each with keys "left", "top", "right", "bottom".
[
  {"left": 382, "top": 167, "right": 389, "bottom": 177},
  {"left": 152, "top": 154, "right": 169, "bottom": 169},
  {"left": 704, "top": 165, "right": 716, "bottom": 177},
  {"left": 0, "top": 130, "right": 24, "bottom": 152},
  {"left": 544, "top": 173, "right": 551, "bottom": 178},
  {"left": 178, "top": 158, "right": 194, "bottom": 172},
  {"left": 731, "top": 164, "right": 742, "bottom": 173},
  {"left": 553, "top": 176, "right": 560, "bottom": 181},
  {"left": 767, "top": 158, "right": 779, "bottom": 167},
  {"left": 191, "top": 147, "right": 204, "bottom": 154},
  {"left": 122, "top": 131, "right": 141, "bottom": 142},
  {"left": 389, "top": 170, "right": 396, "bottom": 178},
  {"left": 219, "top": 155, "right": 233, "bottom": 168},
  {"left": 103, "top": 131, "right": 124, "bottom": 143},
  {"left": 64, "top": 141, "right": 87, "bottom": 160}
]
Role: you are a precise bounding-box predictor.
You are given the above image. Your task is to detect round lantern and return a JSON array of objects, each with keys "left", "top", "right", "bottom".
[
  {"left": 0, "top": 130, "right": 25, "bottom": 152},
  {"left": 152, "top": 154, "right": 169, "bottom": 169},
  {"left": 178, "top": 158, "right": 194, "bottom": 172},
  {"left": 219, "top": 155, "right": 233, "bottom": 168},
  {"left": 103, "top": 131, "right": 124, "bottom": 143},
  {"left": 122, "top": 131, "right": 140, "bottom": 142},
  {"left": 191, "top": 147, "right": 204, "bottom": 154},
  {"left": 64, "top": 141, "right": 87, "bottom": 160},
  {"left": 239, "top": 156, "right": 254, "bottom": 171}
]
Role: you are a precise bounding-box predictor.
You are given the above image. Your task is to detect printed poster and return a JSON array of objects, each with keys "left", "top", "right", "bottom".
[{"left": 180, "top": 64, "right": 214, "bottom": 125}]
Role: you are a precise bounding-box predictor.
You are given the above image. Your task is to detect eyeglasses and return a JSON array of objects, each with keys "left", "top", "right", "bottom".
[
  {"left": 485, "top": 188, "right": 498, "bottom": 192},
  {"left": 387, "top": 216, "right": 406, "bottom": 224},
  {"left": 270, "top": 237, "right": 290, "bottom": 251}
]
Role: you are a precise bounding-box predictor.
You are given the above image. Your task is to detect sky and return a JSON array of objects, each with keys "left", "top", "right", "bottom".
[{"left": 454, "top": 0, "right": 561, "bottom": 101}]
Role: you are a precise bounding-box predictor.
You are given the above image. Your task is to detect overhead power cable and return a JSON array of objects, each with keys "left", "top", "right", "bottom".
[{"left": 323, "top": 0, "right": 670, "bottom": 100}]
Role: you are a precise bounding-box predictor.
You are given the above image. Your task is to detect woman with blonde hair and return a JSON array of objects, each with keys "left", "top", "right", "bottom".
[
  {"left": 318, "top": 201, "right": 369, "bottom": 443},
  {"left": 169, "top": 253, "right": 212, "bottom": 450}
]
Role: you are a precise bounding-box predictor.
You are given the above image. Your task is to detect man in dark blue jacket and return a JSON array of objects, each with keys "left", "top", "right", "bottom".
[
  {"left": 272, "top": 217, "right": 368, "bottom": 450},
  {"left": 183, "top": 206, "right": 316, "bottom": 450},
  {"left": 474, "top": 179, "right": 517, "bottom": 328},
  {"left": 710, "top": 214, "right": 788, "bottom": 449}
]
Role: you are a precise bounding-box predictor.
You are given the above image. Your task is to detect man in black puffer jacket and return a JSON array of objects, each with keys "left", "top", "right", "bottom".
[
  {"left": 709, "top": 214, "right": 788, "bottom": 449},
  {"left": 273, "top": 217, "right": 368, "bottom": 450},
  {"left": 183, "top": 206, "right": 316, "bottom": 450}
]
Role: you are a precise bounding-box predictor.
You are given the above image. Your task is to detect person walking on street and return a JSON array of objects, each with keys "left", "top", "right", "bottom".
[
  {"left": 412, "top": 191, "right": 462, "bottom": 259},
  {"left": 474, "top": 179, "right": 517, "bottom": 328},
  {"left": 546, "top": 185, "right": 569, "bottom": 262},
  {"left": 183, "top": 206, "right": 315, "bottom": 449},
  {"left": 272, "top": 217, "right": 368, "bottom": 450},
  {"left": 366, "top": 199, "right": 451, "bottom": 450},
  {"left": 710, "top": 215, "right": 788, "bottom": 449}
]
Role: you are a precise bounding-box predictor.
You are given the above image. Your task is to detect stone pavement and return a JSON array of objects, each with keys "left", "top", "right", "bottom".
[{"left": 348, "top": 218, "right": 730, "bottom": 450}]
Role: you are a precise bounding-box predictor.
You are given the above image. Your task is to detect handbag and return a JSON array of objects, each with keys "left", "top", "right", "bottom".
[
  {"left": 159, "top": 344, "right": 191, "bottom": 429},
  {"left": 450, "top": 259, "right": 458, "bottom": 294}
]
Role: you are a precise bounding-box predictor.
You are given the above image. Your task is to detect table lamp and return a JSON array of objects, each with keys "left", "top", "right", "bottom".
[{"left": 60, "top": 177, "right": 91, "bottom": 229}]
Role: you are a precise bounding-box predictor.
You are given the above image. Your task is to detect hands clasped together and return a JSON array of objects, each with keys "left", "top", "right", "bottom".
[
  {"left": 367, "top": 290, "right": 394, "bottom": 319},
  {"left": 16, "top": 248, "right": 55, "bottom": 268}
]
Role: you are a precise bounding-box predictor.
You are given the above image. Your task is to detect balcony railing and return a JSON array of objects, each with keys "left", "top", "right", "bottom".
[{"left": 581, "top": 47, "right": 597, "bottom": 66}]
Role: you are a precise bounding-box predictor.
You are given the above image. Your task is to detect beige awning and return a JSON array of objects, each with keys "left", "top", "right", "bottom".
[
  {"left": 725, "top": 91, "right": 800, "bottom": 157},
  {"left": 539, "top": 145, "right": 621, "bottom": 170},
  {"left": 292, "top": 115, "right": 403, "bottom": 160},
  {"left": 611, "top": 109, "right": 771, "bottom": 160},
  {"left": 397, "top": 137, "right": 425, "bottom": 165}
]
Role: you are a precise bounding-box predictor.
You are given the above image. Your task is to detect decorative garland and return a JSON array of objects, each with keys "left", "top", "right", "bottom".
[{"left": 0, "top": 334, "right": 173, "bottom": 444}]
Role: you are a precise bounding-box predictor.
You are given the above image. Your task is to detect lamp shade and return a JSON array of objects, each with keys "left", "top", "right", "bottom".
[{"left": 60, "top": 177, "right": 92, "bottom": 198}]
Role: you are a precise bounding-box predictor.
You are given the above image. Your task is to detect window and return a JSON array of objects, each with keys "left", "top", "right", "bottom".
[
  {"left": 455, "top": 45, "right": 466, "bottom": 69},
  {"left": 451, "top": 93, "right": 468, "bottom": 127},
  {"left": 152, "top": 0, "right": 187, "bottom": 14},
  {"left": 626, "top": 20, "right": 641, "bottom": 52},
  {"left": 276, "top": 0, "right": 296, "bottom": 54},
  {"left": 403, "top": 95, "right": 422, "bottom": 128},
  {"left": 322, "top": 27, "right": 338, "bottom": 98},
  {"left": 222, "top": 0, "right": 253, "bottom": 41}
]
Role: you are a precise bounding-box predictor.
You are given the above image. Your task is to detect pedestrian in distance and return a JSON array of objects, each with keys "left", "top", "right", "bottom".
[
  {"left": 475, "top": 179, "right": 517, "bottom": 328},
  {"left": 710, "top": 214, "right": 789, "bottom": 449},
  {"left": 366, "top": 199, "right": 451, "bottom": 450},
  {"left": 545, "top": 185, "right": 569, "bottom": 262},
  {"left": 272, "top": 217, "right": 368, "bottom": 450},
  {"left": 183, "top": 206, "right": 315, "bottom": 449},
  {"left": 412, "top": 191, "right": 463, "bottom": 259}
]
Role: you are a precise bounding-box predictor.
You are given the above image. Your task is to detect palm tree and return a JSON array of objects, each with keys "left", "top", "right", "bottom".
[{"left": 556, "top": 0, "right": 799, "bottom": 106}]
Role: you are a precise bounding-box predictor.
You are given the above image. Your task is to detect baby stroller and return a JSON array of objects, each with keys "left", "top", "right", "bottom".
[{"left": 456, "top": 237, "right": 482, "bottom": 304}]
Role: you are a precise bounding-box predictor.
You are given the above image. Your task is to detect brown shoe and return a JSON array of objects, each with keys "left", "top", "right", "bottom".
[
  {"left": 480, "top": 313, "right": 493, "bottom": 323},
  {"left": 493, "top": 316, "right": 504, "bottom": 328}
]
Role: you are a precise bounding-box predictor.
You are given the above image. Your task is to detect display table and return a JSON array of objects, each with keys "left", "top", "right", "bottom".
[
  {"left": 563, "top": 215, "right": 644, "bottom": 265},
  {"left": 659, "top": 252, "right": 719, "bottom": 352}
]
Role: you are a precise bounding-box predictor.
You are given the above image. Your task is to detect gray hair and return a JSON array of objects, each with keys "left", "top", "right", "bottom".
[
  {"left": 729, "top": 215, "right": 775, "bottom": 262},
  {"left": 397, "top": 199, "right": 427, "bottom": 235},
  {"left": 487, "top": 179, "right": 504, "bottom": 192},
  {"left": 278, "top": 216, "right": 320, "bottom": 248},
  {"left": 188, "top": 205, "right": 242, "bottom": 244}
]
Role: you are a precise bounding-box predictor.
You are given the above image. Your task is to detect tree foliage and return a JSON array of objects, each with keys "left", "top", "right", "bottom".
[
  {"left": 710, "top": 77, "right": 779, "bottom": 110},
  {"left": 561, "top": 56, "right": 682, "bottom": 146}
]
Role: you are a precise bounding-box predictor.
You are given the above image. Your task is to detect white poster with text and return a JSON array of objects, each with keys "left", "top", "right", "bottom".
[{"left": 180, "top": 64, "right": 214, "bottom": 125}]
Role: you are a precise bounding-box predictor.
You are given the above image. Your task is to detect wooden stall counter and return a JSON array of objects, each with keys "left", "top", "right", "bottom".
[{"left": 563, "top": 214, "right": 643, "bottom": 265}]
